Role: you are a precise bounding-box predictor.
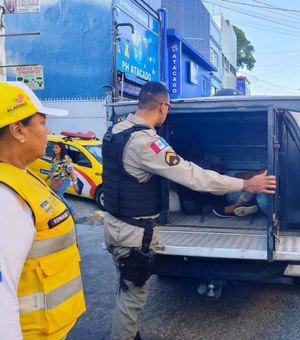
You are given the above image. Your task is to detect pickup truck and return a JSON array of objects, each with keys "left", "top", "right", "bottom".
[{"left": 107, "top": 95, "right": 300, "bottom": 297}]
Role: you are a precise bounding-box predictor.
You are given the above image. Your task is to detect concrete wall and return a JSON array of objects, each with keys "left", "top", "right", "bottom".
[
  {"left": 42, "top": 99, "right": 107, "bottom": 139},
  {"left": 4, "top": 0, "right": 113, "bottom": 100}
]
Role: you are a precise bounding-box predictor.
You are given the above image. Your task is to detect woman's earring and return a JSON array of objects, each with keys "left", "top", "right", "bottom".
[{"left": 20, "top": 139, "right": 25, "bottom": 143}]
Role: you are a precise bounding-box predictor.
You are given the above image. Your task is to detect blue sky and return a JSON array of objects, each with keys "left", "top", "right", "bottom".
[{"left": 203, "top": 0, "right": 300, "bottom": 95}]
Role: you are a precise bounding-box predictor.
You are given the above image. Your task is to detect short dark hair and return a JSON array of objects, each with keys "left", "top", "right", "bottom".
[
  {"left": 0, "top": 115, "right": 33, "bottom": 138},
  {"left": 138, "top": 81, "right": 169, "bottom": 110}
]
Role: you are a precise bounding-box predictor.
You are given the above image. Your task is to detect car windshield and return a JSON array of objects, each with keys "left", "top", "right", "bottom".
[{"left": 84, "top": 144, "right": 102, "bottom": 163}]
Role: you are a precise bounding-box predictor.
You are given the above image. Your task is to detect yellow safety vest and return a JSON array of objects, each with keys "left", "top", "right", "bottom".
[{"left": 0, "top": 163, "right": 86, "bottom": 339}]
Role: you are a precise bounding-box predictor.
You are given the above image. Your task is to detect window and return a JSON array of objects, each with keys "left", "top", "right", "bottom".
[
  {"left": 189, "top": 61, "right": 198, "bottom": 85},
  {"left": 46, "top": 141, "right": 54, "bottom": 157},
  {"left": 210, "top": 48, "right": 218, "bottom": 68},
  {"left": 222, "top": 55, "right": 229, "bottom": 72},
  {"left": 84, "top": 145, "right": 102, "bottom": 163},
  {"left": 67, "top": 145, "right": 92, "bottom": 168},
  {"left": 202, "top": 76, "right": 208, "bottom": 95},
  {"left": 230, "top": 64, "right": 236, "bottom": 76},
  {"left": 211, "top": 85, "right": 217, "bottom": 96}
]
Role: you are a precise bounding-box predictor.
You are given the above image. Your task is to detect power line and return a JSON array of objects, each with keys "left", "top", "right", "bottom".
[
  {"left": 219, "top": 0, "right": 300, "bottom": 13},
  {"left": 204, "top": 0, "right": 300, "bottom": 30},
  {"left": 243, "top": 73, "right": 300, "bottom": 92}
]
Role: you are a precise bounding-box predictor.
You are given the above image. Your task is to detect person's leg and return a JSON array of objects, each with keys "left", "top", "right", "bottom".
[
  {"left": 256, "top": 193, "right": 267, "bottom": 214},
  {"left": 56, "top": 179, "right": 76, "bottom": 214},
  {"left": 108, "top": 246, "right": 150, "bottom": 340},
  {"left": 213, "top": 170, "right": 261, "bottom": 217},
  {"left": 224, "top": 192, "right": 256, "bottom": 214},
  {"left": 213, "top": 191, "right": 258, "bottom": 217}
]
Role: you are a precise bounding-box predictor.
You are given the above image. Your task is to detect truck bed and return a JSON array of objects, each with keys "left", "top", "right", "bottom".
[
  {"left": 168, "top": 210, "right": 266, "bottom": 230},
  {"left": 156, "top": 211, "right": 300, "bottom": 261}
]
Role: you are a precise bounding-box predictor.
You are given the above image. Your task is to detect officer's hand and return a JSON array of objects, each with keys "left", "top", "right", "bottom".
[{"left": 243, "top": 170, "right": 276, "bottom": 194}]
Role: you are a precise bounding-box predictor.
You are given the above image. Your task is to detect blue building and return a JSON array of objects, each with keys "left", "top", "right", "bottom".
[
  {"left": 161, "top": 0, "right": 217, "bottom": 98},
  {"left": 236, "top": 76, "right": 251, "bottom": 95},
  {"left": 4, "top": 0, "right": 220, "bottom": 107},
  {"left": 167, "top": 29, "right": 216, "bottom": 99},
  {"left": 4, "top": 0, "right": 161, "bottom": 136}
]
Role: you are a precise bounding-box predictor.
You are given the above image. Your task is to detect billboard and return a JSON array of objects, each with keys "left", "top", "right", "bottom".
[
  {"left": 115, "top": 0, "right": 159, "bottom": 82},
  {"left": 1, "top": 0, "right": 40, "bottom": 14},
  {"left": 15, "top": 65, "right": 44, "bottom": 90}
]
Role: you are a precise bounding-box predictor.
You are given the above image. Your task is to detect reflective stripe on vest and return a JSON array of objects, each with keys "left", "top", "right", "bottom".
[
  {"left": 27, "top": 227, "right": 76, "bottom": 259},
  {"left": 19, "top": 275, "right": 83, "bottom": 314}
]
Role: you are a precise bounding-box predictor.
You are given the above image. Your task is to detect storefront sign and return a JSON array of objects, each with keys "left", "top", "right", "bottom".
[
  {"left": 15, "top": 65, "right": 44, "bottom": 90},
  {"left": 115, "top": 0, "right": 159, "bottom": 82},
  {"left": 168, "top": 40, "right": 181, "bottom": 97}
]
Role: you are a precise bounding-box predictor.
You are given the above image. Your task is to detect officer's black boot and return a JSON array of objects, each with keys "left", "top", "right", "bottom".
[{"left": 134, "top": 331, "right": 143, "bottom": 340}]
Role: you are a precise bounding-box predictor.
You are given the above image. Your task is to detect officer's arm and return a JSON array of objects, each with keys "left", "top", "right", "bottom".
[{"left": 138, "top": 136, "right": 243, "bottom": 195}]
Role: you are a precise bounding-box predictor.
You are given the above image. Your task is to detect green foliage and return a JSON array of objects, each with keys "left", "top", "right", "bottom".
[{"left": 233, "top": 26, "right": 256, "bottom": 71}]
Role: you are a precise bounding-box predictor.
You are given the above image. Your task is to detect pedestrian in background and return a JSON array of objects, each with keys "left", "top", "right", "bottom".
[
  {"left": 102, "top": 81, "right": 276, "bottom": 340},
  {"left": 45, "top": 141, "right": 78, "bottom": 214},
  {"left": 0, "top": 81, "right": 86, "bottom": 339}
]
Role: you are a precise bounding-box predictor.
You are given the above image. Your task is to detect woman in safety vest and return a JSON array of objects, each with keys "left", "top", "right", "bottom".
[{"left": 0, "top": 82, "right": 86, "bottom": 339}]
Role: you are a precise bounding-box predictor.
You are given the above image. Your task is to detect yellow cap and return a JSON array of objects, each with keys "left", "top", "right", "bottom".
[{"left": 0, "top": 81, "right": 68, "bottom": 128}]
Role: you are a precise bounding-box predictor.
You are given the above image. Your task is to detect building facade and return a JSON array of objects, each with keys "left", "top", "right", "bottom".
[
  {"left": 3, "top": 0, "right": 161, "bottom": 136},
  {"left": 213, "top": 14, "right": 237, "bottom": 89},
  {"left": 162, "top": 0, "right": 217, "bottom": 98},
  {"left": 237, "top": 75, "right": 251, "bottom": 95},
  {"left": 167, "top": 29, "right": 216, "bottom": 99},
  {"left": 2, "top": 0, "right": 239, "bottom": 136},
  {"left": 210, "top": 17, "right": 222, "bottom": 95}
]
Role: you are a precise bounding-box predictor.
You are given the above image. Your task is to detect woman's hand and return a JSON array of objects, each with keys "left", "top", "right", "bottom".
[{"left": 72, "top": 181, "right": 79, "bottom": 193}]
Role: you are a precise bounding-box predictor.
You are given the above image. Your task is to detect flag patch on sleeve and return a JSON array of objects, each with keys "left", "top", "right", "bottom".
[{"left": 150, "top": 138, "right": 169, "bottom": 154}]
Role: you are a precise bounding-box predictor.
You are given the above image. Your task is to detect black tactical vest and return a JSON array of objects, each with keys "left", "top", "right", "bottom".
[{"left": 102, "top": 125, "right": 162, "bottom": 217}]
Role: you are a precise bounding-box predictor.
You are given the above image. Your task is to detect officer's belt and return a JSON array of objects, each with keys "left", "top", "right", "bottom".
[
  {"left": 113, "top": 215, "right": 157, "bottom": 229},
  {"left": 112, "top": 215, "right": 156, "bottom": 252}
]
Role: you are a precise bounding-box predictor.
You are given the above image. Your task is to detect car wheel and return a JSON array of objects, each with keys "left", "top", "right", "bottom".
[{"left": 95, "top": 186, "right": 105, "bottom": 210}]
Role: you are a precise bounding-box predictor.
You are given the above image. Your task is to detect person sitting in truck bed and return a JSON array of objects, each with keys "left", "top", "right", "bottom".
[
  {"left": 176, "top": 141, "right": 227, "bottom": 214},
  {"left": 213, "top": 169, "right": 267, "bottom": 218}
]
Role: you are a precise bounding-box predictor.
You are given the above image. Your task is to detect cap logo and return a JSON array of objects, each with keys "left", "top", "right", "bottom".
[
  {"left": 14, "top": 94, "right": 25, "bottom": 103},
  {"left": 7, "top": 93, "right": 27, "bottom": 113}
]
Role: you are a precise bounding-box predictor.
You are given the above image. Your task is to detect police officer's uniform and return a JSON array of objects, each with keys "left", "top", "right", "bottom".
[{"left": 103, "top": 113, "right": 244, "bottom": 340}]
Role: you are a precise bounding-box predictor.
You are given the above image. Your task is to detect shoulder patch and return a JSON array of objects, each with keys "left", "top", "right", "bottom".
[
  {"left": 150, "top": 138, "right": 169, "bottom": 154},
  {"left": 165, "top": 151, "right": 180, "bottom": 166}
]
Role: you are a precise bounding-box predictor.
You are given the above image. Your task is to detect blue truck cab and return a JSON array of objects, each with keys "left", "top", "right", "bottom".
[{"left": 108, "top": 94, "right": 300, "bottom": 293}]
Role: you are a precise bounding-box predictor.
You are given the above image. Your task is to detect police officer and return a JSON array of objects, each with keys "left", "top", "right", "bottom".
[{"left": 102, "top": 81, "right": 276, "bottom": 340}]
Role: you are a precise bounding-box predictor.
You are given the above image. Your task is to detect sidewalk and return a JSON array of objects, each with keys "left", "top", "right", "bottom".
[{"left": 67, "top": 194, "right": 103, "bottom": 225}]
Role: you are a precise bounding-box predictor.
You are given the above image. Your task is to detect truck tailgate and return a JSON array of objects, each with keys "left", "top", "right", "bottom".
[{"left": 156, "top": 227, "right": 268, "bottom": 260}]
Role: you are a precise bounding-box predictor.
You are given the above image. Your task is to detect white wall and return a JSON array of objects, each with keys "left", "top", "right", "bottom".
[
  {"left": 210, "top": 17, "right": 222, "bottom": 94},
  {"left": 42, "top": 99, "right": 108, "bottom": 139},
  {"left": 213, "top": 14, "right": 237, "bottom": 89}
]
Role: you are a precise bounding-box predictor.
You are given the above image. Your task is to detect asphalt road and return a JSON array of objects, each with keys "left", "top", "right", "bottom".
[{"left": 67, "top": 196, "right": 300, "bottom": 340}]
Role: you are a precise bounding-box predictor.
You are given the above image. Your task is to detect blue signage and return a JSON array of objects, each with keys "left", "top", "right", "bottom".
[
  {"left": 115, "top": 1, "right": 159, "bottom": 82},
  {"left": 168, "top": 40, "right": 181, "bottom": 97}
]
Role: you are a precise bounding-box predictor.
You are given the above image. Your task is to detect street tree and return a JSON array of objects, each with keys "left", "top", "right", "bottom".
[{"left": 233, "top": 26, "right": 256, "bottom": 71}]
